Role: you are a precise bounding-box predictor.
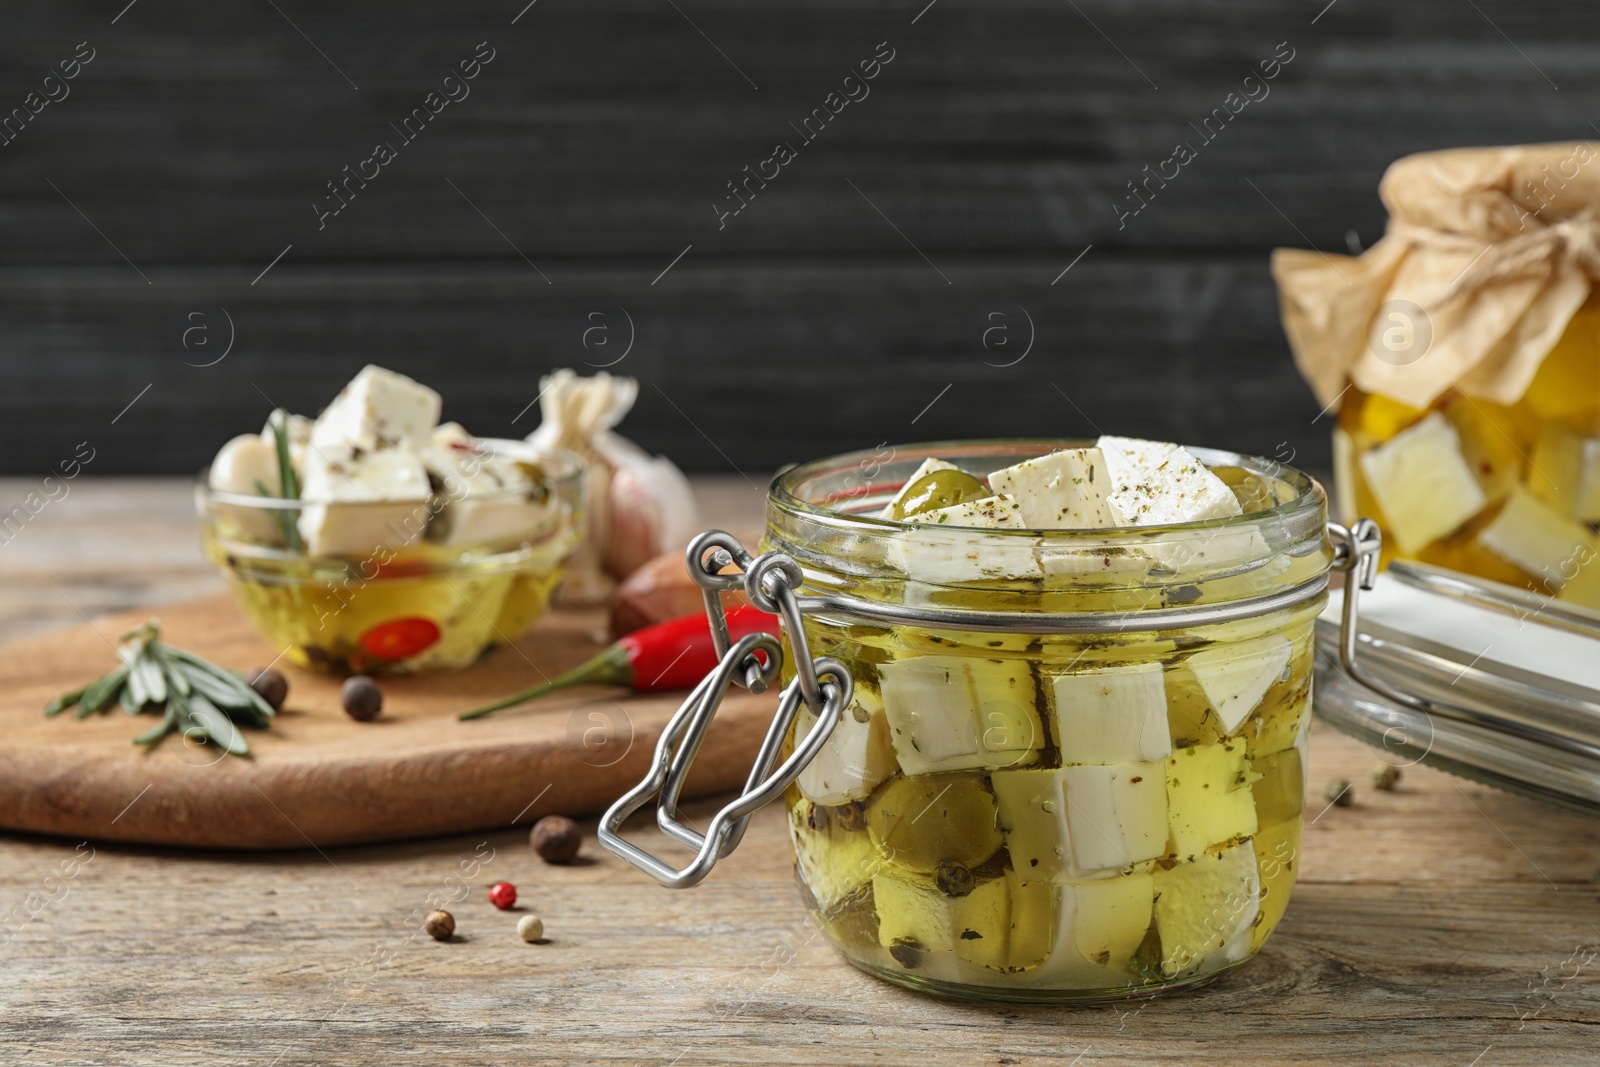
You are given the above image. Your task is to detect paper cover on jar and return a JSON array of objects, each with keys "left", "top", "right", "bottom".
[{"left": 1272, "top": 142, "right": 1600, "bottom": 410}]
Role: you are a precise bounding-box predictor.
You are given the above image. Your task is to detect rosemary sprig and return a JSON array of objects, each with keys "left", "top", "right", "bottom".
[
  {"left": 265, "top": 408, "right": 303, "bottom": 553},
  {"left": 43, "top": 620, "right": 274, "bottom": 757}
]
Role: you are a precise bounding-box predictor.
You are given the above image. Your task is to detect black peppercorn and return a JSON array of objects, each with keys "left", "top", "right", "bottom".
[
  {"left": 934, "top": 861, "right": 974, "bottom": 898},
  {"left": 247, "top": 667, "right": 289, "bottom": 712},
  {"left": 341, "top": 675, "right": 383, "bottom": 721},
  {"left": 833, "top": 801, "right": 867, "bottom": 834},
  {"left": 530, "top": 815, "right": 582, "bottom": 864},
  {"left": 888, "top": 939, "right": 924, "bottom": 969}
]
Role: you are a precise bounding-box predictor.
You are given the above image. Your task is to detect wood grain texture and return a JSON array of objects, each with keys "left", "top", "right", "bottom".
[
  {"left": 1, "top": 725, "right": 1598, "bottom": 1066},
  {"left": 2, "top": 481, "right": 1600, "bottom": 1064},
  {"left": 6, "top": 0, "right": 1600, "bottom": 477},
  {"left": 0, "top": 593, "right": 775, "bottom": 850}
]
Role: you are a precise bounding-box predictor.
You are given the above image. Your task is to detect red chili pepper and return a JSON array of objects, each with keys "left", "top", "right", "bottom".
[
  {"left": 359, "top": 617, "right": 442, "bottom": 661},
  {"left": 457, "top": 605, "right": 779, "bottom": 720}
]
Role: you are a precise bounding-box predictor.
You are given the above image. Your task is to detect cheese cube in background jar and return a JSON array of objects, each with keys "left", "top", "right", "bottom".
[
  {"left": 1274, "top": 142, "right": 1600, "bottom": 607},
  {"left": 197, "top": 366, "right": 585, "bottom": 674},
  {"left": 766, "top": 440, "right": 1330, "bottom": 1001},
  {"left": 1332, "top": 372, "right": 1599, "bottom": 597},
  {"left": 1529, "top": 424, "right": 1600, "bottom": 522}
]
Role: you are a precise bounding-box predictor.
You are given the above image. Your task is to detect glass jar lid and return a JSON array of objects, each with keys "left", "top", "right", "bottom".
[{"left": 1314, "top": 558, "right": 1600, "bottom": 815}]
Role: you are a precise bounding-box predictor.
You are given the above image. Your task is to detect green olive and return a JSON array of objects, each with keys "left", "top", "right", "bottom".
[
  {"left": 514, "top": 461, "right": 552, "bottom": 504},
  {"left": 890, "top": 469, "right": 990, "bottom": 520},
  {"left": 867, "top": 774, "right": 1003, "bottom": 874}
]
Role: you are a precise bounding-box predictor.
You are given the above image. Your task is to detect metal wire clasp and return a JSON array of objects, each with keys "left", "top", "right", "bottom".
[
  {"left": 598, "top": 531, "right": 854, "bottom": 888},
  {"left": 1326, "top": 518, "right": 1600, "bottom": 761},
  {"left": 1329, "top": 518, "right": 1431, "bottom": 715}
]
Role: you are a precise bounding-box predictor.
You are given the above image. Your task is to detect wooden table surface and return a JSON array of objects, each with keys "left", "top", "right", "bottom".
[{"left": 2, "top": 478, "right": 1597, "bottom": 1066}]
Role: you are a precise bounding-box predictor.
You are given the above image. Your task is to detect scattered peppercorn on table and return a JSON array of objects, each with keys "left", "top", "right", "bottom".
[{"left": 0, "top": 477, "right": 1596, "bottom": 1066}]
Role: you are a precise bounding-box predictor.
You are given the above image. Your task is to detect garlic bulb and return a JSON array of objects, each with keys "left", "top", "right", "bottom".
[{"left": 526, "top": 369, "right": 698, "bottom": 605}]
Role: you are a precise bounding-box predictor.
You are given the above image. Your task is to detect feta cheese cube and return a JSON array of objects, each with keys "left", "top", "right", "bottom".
[
  {"left": 1529, "top": 425, "right": 1600, "bottom": 522},
  {"left": 944, "top": 874, "right": 1011, "bottom": 969},
  {"left": 1013, "top": 874, "right": 1157, "bottom": 987},
  {"left": 880, "top": 457, "right": 960, "bottom": 518},
  {"left": 873, "top": 868, "right": 1052, "bottom": 973},
  {"left": 1185, "top": 634, "right": 1291, "bottom": 734},
  {"left": 310, "top": 364, "right": 442, "bottom": 452},
  {"left": 1049, "top": 662, "right": 1172, "bottom": 765},
  {"left": 1062, "top": 763, "right": 1169, "bottom": 873},
  {"left": 1359, "top": 412, "right": 1487, "bottom": 553},
  {"left": 889, "top": 494, "right": 1041, "bottom": 582},
  {"left": 991, "top": 767, "right": 1074, "bottom": 882},
  {"left": 1152, "top": 836, "right": 1260, "bottom": 976},
  {"left": 1036, "top": 540, "right": 1154, "bottom": 578},
  {"left": 1479, "top": 486, "right": 1596, "bottom": 588},
  {"left": 1250, "top": 818, "right": 1301, "bottom": 953},
  {"left": 1070, "top": 873, "right": 1157, "bottom": 974},
  {"left": 948, "top": 873, "right": 1048, "bottom": 971},
  {"left": 1158, "top": 518, "right": 1267, "bottom": 572},
  {"left": 431, "top": 421, "right": 474, "bottom": 449},
  {"left": 1097, "top": 435, "right": 1182, "bottom": 490},
  {"left": 789, "top": 800, "right": 881, "bottom": 914},
  {"left": 907, "top": 494, "right": 1028, "bottom": 529},
  {"left": 1097, "top": 436, "right": 1243, "bottom": 527},
  {"left": 1075, "top": 437, "right": 1268, "bottom": 572},
  {"left": 421, "top": 442, "right": 552, "bottom": 546},
  {"left": 993, "top": 763, "right": 1167, "bottom": 879},
  {"left": 795, "top": 687, "right": 899, "bottom": 806},
  {"left": 873, "top": 869, "right": 956, "bottom": 954},
  {"left": 1164, "top": 740, "right": 1259, "bottom": 859},
  {"left": 878, "top": 654, "right": 1042, "bottom": 775},
  {"left": 297, "top": 443, "right": 431, "bottom": 557},
  {"left": 1152, "top": 523, "right": 1272, "bottom": 576},
  {"left": 987, "top": 448, "right": 1116, "bottom": 529},
  {"left": 985, "top": 755, "right": 1164, "bottom": 883},
  {"left": 1165, "top": 662, "right": 1224, "bottom": 749}
]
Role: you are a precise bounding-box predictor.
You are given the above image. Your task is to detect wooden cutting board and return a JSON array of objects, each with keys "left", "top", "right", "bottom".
[{"left": 0, "top": 595, "right": 774, "bottom": 850}]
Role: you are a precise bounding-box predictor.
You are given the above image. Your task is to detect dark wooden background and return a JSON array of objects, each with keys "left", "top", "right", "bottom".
[{"left": 0, "top": 0, "right": 1592, "bottom": 476}]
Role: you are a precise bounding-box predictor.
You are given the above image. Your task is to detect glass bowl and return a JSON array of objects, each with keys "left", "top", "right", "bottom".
[{"left": 196, "top": 440, "right": 584, "bottom": 674}]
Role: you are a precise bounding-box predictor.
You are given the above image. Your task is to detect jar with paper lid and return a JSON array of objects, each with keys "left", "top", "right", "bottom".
[
  {"left": 599, "top": 439, "right": 1338, "bottom": 1003},
  {"left": 1274, "top": 142, "right": 1600, "bottom": 607}
]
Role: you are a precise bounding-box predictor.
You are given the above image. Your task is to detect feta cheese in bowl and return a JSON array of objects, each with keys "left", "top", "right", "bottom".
[
  {"left": 197, "top": 365, "right": 585, "bottom": 674},
  {"left": 755, "top": 438, "right": 1332, "bottom": 1002}
]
